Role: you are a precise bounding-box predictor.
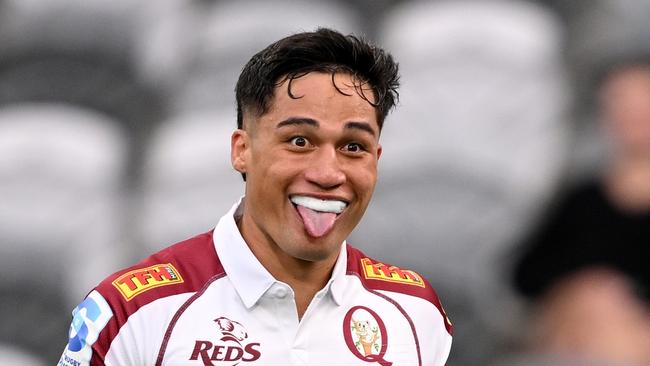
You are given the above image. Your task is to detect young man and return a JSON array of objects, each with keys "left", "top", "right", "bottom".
[{"left": 58, "top": 28, "right": 452, "bottom": 366}]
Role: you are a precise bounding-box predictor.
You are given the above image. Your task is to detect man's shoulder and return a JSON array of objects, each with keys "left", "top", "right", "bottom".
[
  {"left": 345, "top": 244, "right": 434, "bottom": 298},
  {"left": 60, "top": 232, "right": 226, "bottom": 364},
  {"left": 345, "top": 244, "right": 453, "bottom": 335},
  {"left": 94, "top": 231, "right": 225, "bottom": 314}
]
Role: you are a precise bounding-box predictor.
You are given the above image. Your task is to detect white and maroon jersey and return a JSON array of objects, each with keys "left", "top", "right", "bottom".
[{"left": 59, "top": 202, "right": 452, "bottom": 366}]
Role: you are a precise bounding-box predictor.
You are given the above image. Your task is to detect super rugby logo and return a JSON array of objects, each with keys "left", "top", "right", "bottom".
[
  {"left": 344, "top": 306, "right": 392, "bottom": 366},
  {"left": 112, "top": 263, "right": 183, "bottom": 301},
  {"left": 190, "top": 317, "right": 261, "bottom": 365},
  {"left": 361, "top": 258, "right": 425, "bottom": 287},
  {"left": 59, "top": 291, "right": 112, "bottom": 366}
]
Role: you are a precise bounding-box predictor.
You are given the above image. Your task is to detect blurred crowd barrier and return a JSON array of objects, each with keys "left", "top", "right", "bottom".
[{"left": 1, "top": 0, "right": 649, "bottom": 365}]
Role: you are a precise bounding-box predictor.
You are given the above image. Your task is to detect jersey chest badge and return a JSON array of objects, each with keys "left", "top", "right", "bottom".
[
  {"left": 189, "top": 316, "right": 261, "bottom": 365},
  {"left": 343, "top": 306, "right": 392, "bottom": 366},
  {"left": 112, "top": 263, "right": 184, "bottom": 301}
]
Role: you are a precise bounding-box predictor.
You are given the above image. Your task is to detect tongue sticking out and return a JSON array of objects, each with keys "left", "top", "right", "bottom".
[{"left": 296, "top": 205, "right": 337, "bottom": 238}]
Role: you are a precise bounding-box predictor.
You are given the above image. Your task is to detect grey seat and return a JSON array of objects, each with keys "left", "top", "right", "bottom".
[
  {"left": 0, "top": 0, "right": 166, "bottom": 182},
  {"left": 0, "top": 103, "right": 129, "bottom": 360},
  {"left": 137, "top": 110, "right": 244, "bottom": 252},
  {"left": 168, "top": 0, "right": 361, "bottom": 113}
]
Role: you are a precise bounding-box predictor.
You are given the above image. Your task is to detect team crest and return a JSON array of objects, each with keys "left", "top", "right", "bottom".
[
  {"left": 343, "top": 306, "right": 392, "bottom": 366},
  {"left": 215, "top": 317, "right": 248, "bottom": 344},
  {"left": 189, "top": 316, "right": 261, "bottom": 365}
]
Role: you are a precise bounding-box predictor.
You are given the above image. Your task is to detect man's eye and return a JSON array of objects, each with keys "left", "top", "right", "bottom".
[
  {"left": 344, "top": 143, "right": 363, "bottom": 152},
  {"left": 290, "top": 136, "right": 308, "bottom": 147}
]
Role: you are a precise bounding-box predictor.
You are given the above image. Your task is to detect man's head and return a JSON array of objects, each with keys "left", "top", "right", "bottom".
[
  {"left": 235, "top": 28, "right": 399, "bottom": 133},
  {"left": 230, "top": 28, "right": 399, "bottom": 266}
]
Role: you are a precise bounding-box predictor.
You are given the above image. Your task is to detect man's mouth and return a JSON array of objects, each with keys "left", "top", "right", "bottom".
[{"left": 289, "top": 195, "right": 348, "bottom": 238}]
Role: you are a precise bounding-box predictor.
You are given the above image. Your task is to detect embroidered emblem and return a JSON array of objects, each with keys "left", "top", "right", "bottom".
[
  {"left": 361, "top": 258, "right": 425, "bottom": 287},
  {"left": 112, "top": 263, "right": 183, "bottom": 301},
  {"left": 215, "top": 317, "right": 248, "bottom": 343},
  {"left": 343, "top": 306, "right": 392, "bottom": 366},
  {"left": 189, "top": 316, "right": 261, "bottom": 364}
]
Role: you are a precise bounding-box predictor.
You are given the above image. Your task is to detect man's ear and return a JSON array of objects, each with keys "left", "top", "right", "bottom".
[
  {"left": 231, "top": 129, "right": 249, "bottom": 178},
  {"left": 377, "top": 144, "right": 382, "bottom": 160}
]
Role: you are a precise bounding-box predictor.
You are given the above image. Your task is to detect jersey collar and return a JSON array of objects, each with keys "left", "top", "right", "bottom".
[{"left": 214, "top": 198, "right": 346, "bottom": 309}]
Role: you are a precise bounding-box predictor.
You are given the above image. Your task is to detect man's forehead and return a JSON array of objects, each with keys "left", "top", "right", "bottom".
[
  {"left": 242, "top": 71, "right": 380, "bottom": 131},
  {"left": 275, "top": 71, "right": 376, "bottom": 102}
]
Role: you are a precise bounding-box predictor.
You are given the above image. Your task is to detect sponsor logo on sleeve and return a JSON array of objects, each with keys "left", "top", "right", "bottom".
[
  {"left": 112, "top": 263, "right": 184, "bottom": 301},
  {"left": 361, "top": 258, "right": 425, "bottom": 287},
  {"left": 344, "top": 306, "right": 392, "bottom": 366},
  {"left": 58, "top": 290, "right": 113, "bottom": 366},
  {"left": 189, "top": 316, "right": 261, "bottom": 365}
]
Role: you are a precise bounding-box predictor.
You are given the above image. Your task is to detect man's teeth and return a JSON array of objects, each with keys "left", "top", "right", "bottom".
[{"left": 290, "top": 196, "right": 347, "bottom": 214}]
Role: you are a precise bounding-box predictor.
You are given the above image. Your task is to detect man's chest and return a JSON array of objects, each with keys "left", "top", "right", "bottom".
[{"left": 158, "top": 283, "right": 422, "bottom": 366}]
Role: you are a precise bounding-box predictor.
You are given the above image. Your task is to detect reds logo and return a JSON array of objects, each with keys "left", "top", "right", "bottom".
[
  {"left": 190, "top": 317, "right": 261, "bottom": 365},
  {"left": 215, "top": 317, "right": 248, "bottom": 343}
]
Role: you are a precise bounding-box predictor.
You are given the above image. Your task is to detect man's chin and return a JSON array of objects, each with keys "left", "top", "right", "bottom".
[{"left": 288, "top": 238, "right": 342, "bottom": 263}]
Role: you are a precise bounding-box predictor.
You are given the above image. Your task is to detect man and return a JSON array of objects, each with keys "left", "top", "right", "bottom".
[{"left": 58, "top": 28, "right": 452, "bottom": 366}]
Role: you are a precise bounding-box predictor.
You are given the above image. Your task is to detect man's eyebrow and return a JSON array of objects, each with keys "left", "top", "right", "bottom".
[
  {"left": 276, "top": 118, "right": 377, "bottom": 137},
  {"left": 276, "top": 117, "right": 319, "bottom": 129},
  {"left": 345, "top": 121, "right": 377, "bottom": 137}
]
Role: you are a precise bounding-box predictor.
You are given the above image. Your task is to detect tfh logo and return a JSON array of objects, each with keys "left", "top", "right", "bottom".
[
  {"left": 112, "top": 263, "right": 183, "bottom": 301},
  {"left": 190, "top": 317, "right": 261, "bottom": 365}
]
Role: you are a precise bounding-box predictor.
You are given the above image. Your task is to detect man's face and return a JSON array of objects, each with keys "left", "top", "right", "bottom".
[{"left": 232, "top": 72, "right": 381, "bottom": 264}]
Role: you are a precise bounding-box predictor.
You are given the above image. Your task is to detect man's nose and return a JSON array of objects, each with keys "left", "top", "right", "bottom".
[{"left": 304, "top": 146, "right": 346, "bottom": 189}]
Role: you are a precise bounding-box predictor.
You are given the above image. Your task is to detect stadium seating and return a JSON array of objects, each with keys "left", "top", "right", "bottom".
[
  {"left": 136, "top": 110, "right": 244, "bottom": 252},
  {"left": 168, "top": 0, "right": 361, "bottom": 113},
  {"left": 0, "top": 343, "right": 44, "bottom": 366},
  {"left": 0, "top": 104, "right": 128, "bottom": 360},
  {"left": 0, "top": 0, "right": 166, "bottom": 179}
]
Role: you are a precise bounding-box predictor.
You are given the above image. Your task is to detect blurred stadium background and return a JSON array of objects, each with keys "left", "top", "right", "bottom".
[{"left": 1, "top": 0, "right": 649, "bottom": 365}]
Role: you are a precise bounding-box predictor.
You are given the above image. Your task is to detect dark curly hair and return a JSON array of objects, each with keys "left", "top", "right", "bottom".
[{"left": 235, "top": 28, "right": 400, "bottom": 131}]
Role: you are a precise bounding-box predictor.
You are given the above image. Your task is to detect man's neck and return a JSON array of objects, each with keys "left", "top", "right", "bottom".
[
  {"left": 273, "top": 260, "right": 334, "bottom": 320},
  {"left": 236, "top": 213, "right": 338, "bottom": 319}
]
